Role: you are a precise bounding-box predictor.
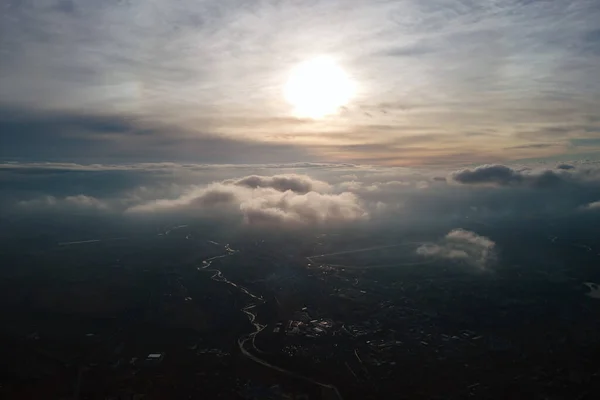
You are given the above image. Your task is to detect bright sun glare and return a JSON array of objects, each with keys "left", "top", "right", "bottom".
[{"left": 284, "top": 56, "right": 355, "bottom": 119}]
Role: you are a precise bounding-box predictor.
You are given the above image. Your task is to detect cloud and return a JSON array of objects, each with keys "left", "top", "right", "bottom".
[
  {"left": 5, "top": 162, "right": 600, "bottom": 231},
  {"left": 556, "top": 163, "right": 575, "bottom": 170},
  {"left": 224, "top": 174, "right": 330, "bottom": 194},
  {"left": 416, "top": 244, "right": 469, "bottom": 260},
  {"left": 451, "top": 164, "right": 564, "bottom": 188},
  {"left": 416, "top": 229, "right": 496, "bottom": 269},
  {"left": 583, "top": 282, "right": 600, "bottom": 299},
  {"left": 126, "top": 174, "right": 367, "bottom": 226},
  {"left": 446, "top": 228, "right": 495, "bottom": 249},
  {"left": 17, "top": 194, "right": 108, "bottom": 211},
  {"left": 0, "top": 109, "right": 318, "bottom": 164},
  {"left": 451, "top": 164, "right": 524, "bottom": 186},
  {"left": 504, "top": 143, "right": 562, "bottom": 150},
  {"left": 0, "top": 161, "right": 358, "bottom": 173},
  {"left": 582, "top": 201, "right": 600, "bottom": 211},
  {"left": 1, "top": 1, "right": 599, "bottom": 164},
  {"left": 570, "top": 138, "right": 600, "bottom": 147},
  {"left": 239, "top": 190, "right": 366, "bottom": 226}
]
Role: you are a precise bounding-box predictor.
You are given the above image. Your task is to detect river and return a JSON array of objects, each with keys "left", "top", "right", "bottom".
[{"left": 199, "top": 246, "right": 343, "bottom": 400}]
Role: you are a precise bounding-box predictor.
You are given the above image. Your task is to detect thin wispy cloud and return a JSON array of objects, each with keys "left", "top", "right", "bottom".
[{"left": 1, "top": 0, "right": 599, "bottom": 164}]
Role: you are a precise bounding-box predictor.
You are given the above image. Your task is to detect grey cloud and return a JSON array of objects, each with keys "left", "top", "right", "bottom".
[
  {"left": 452, "top": 164, "right": 524, "bottom": 186},
  {"left": 504, "top": 143, "right": 561, "bottom": 150},
  {"left": 225, "top": 174, "right": 330, "bottom": 194},
  {"left": 380, "top": 43, "right": 435, "bottom": 58},
  {"left": 0, "top": 109, "right": 318, "bottom": 164},
  {"left": 582, "top": 28, "right": 600, "bottom": 55},
  {"left": 0, "top": 161, "right": 358, "bottom": 173},
  {"left": 17, "top": 194, "right": 108, "bottom": 211},
  {"left": 125, "top": 183, "right": 239, "bottom": 213},
  {"left": 451, "top": 164, "right": 565, "bottom": 188},
  {"left": 416, "top": 229, "right": 496, "bottom": 270},
  {"left": 570, "top": 138, "right": 600, "bottom": 147},
  {"left": 416, "top": 244, "right": 469, "bottom": 260},
  {"left": 188, "top": 187, "right": 237, "bottom": 207},
  {"left": 334, "top": 179, "right": 416, "bottom": 211},
  {"left": 530, "top": 170, "right": 562, "bottom": 188},
  {"left": 556, "top": 163, "right": 575, "bottom": 170},
  {"left": 582, "top": 200, "right": 600, "bottom": 210},
  {"left": 520, "top": 127, "right": 572, "bottom": 138},
  {"left": 241, "top": 206, "right": 292, "bottom": 225}
]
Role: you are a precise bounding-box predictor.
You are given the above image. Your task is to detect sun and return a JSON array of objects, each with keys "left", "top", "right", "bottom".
[{"left": 284, "top": 56, "right": 355, "bottom": 119}]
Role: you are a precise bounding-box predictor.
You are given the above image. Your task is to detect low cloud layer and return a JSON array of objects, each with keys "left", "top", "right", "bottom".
[
  {"left": 3, "top": 161, "right": 600, "bottom": 230},
  {"left": 416, "top": 229, "right": 496, "bottom": 270}
]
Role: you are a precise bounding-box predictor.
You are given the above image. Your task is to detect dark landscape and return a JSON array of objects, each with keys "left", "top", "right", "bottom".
[{"left": 1, "top": 206, "right": 600, "bottom": 399}]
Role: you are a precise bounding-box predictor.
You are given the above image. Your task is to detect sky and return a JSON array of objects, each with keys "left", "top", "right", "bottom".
[{"left": 1, "top": 0, "right": 599, "bottom": 165}]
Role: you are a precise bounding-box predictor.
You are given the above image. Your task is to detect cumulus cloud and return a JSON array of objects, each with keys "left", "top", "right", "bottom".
[
  {"left": 416, "top": 229, "right": 496, "bottom": 269},
  {"left": 127, "top": 175, "right": 367, "bottom": 226}
]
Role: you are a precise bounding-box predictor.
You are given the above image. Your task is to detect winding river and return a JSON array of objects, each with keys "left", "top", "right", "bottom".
[{"left": 198, "top": 247, "right": 343, "bottom": 400}]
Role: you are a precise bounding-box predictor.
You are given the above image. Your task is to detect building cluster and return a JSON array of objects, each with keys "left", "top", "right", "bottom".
[{"left": 268, "top": 307, "right": 337, "bottom": 340}]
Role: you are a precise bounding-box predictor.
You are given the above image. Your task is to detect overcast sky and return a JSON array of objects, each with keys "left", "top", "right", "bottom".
[{"left": 1, "top": 0, "right": 599, "bottom": 165}]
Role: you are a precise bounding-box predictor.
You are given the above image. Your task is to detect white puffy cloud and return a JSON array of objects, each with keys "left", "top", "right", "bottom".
[
  {"left": 416, "top": 229, "right": 496, "bottom": 269},
  {"left": 126, "top": 175, "right": 367, "bottom": 226}
]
